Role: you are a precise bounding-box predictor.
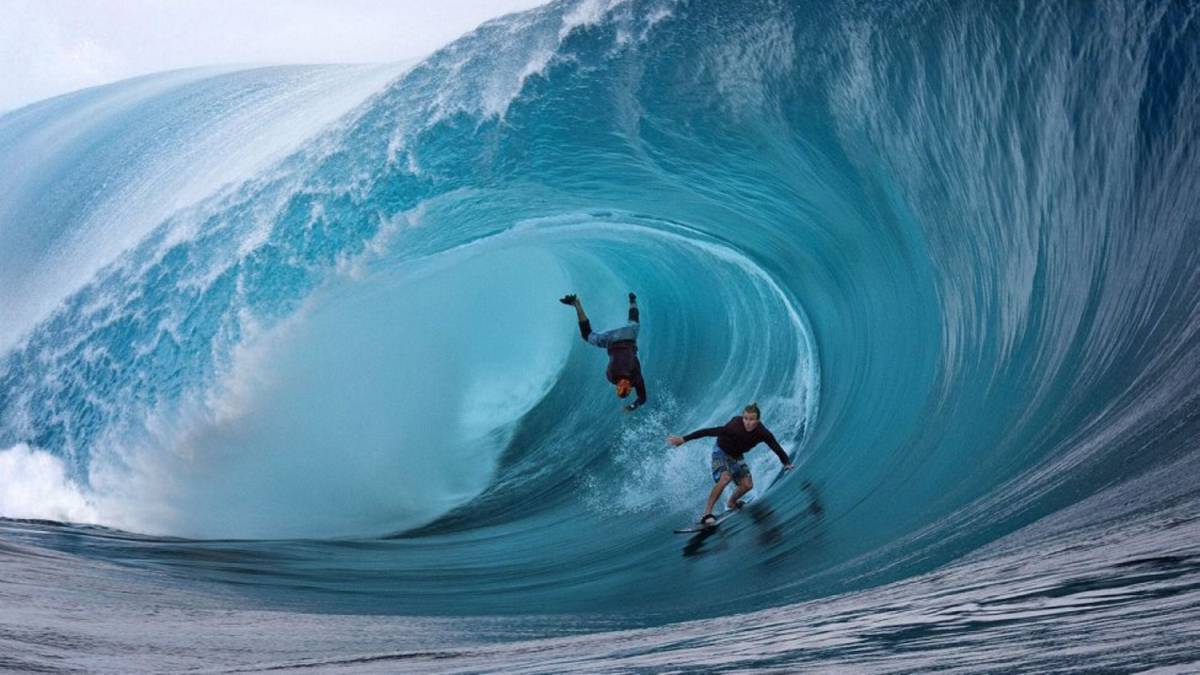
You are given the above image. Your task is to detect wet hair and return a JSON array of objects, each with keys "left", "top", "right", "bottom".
[
  {"left": 616, "top": 378, "right": 633, "bottom": 398},
  {"left": 743, "top": 402, "right": 761, "bottom": 418}
]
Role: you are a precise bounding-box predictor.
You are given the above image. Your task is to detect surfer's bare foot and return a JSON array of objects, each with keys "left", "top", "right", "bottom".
[{"left": 727, "top": 499, "right": 745, "bottom": 510}]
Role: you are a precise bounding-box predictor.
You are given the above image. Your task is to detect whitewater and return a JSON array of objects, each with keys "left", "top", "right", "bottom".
[{"left": 2, "top": 0, "right": 1199, "bottom": 671}]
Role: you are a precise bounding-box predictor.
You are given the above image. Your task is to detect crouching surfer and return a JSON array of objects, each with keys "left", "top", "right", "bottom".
[{"left": 668, "top": 402, "right": 793, "bottom": 527}]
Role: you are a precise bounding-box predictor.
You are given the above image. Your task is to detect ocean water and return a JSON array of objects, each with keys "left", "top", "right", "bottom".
[{"left": 2, "top": 0, "right": 1200, "bottom": 671}]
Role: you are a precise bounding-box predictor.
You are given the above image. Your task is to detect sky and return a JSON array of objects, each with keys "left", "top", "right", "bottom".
[{"left": 0, "top": 0, "right": 550, "bottom": 111}]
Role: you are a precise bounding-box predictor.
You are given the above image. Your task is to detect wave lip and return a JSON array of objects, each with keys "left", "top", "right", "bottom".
[{"left": 0, "top": 63, "right": 406, "bottom": 352}]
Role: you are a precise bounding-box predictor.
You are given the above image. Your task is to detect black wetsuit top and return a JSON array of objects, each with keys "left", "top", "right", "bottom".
[{"left": 683, "top": 416, "right": 789, "bottom": 463}]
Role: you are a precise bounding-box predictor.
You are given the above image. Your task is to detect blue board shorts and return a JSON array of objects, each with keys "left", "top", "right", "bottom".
[{"left": 711, "top": 448, "right": 750, "bottom": 483}]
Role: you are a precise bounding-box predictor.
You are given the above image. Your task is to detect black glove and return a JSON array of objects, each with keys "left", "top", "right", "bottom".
[
  {"left": 559, "top": 294, "right": 578, "bottom": 306},
  {"left": 624, "top": 401, "right": 641, "bottom": 412},
  {"left": 628, "top": 292, "right": 637, "bottom": 303}
]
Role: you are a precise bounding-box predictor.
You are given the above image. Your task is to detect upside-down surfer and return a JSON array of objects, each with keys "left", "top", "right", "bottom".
[
  {"left": 668, "top": 402, "right": 793, "bottom": 528},
  {"left": 560, "top": 292, "right": 647, "bottom": 411}
]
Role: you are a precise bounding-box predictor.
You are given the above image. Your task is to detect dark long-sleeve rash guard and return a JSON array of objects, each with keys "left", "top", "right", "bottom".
[
  {"left": 683, "top": 416, "right": 789, "bottom": 463},
  {"left": 578, "top": 304, "right": 646, "bottom": 407}
]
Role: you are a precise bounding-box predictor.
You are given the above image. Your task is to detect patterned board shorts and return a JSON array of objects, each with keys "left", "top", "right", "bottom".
[{"left": 711, "top": 448, "right": 751, "bottom": 483}]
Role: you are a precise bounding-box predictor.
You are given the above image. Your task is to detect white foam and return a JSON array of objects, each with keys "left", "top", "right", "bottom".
[
  {"left": 560, "top": 0, "right": 627, "bottom": 40},
  {"left": 0, "top": 443, "right": 98, "bottom": 524}
]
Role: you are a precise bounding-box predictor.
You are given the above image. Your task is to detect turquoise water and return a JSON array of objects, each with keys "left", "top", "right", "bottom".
[{"left": 2, "top": 0, "right": 1199, "bottom": 670}]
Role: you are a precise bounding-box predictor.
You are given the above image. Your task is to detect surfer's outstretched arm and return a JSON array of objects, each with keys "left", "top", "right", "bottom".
[
  {"left": 634, "top": 377, "right": 647, "bottom": 407},
  {"left": 625, "top": 374, "right": 647, "bottom": 411},
  {"left": 763, "top": 429, "right": 791, "bottom": 466},
  {"left": 628, "top": 292, "right": 639, "bottom": 323},
  {"left": 683, "top": 426, "right": 723, "bottom": 441},
  {"left": 668, "top": 425, "right": 722, "bottom": 446}
]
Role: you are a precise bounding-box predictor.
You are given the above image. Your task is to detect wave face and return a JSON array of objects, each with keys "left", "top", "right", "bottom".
[{"left": 3, "top": 0, "right": 1200, "bottom": 669}]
